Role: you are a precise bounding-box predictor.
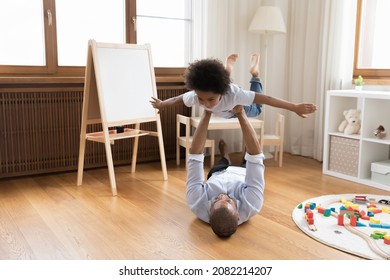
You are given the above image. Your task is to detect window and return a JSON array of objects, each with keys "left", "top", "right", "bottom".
[
  {"left": 56, "top": 0, "right": 125, "bottom": 66},
  {"left": 354, "top": 0, "right": 390, "bottom": 81},
  {"left": 0, "top": 0, "right": 45, "bottom": 66},
  {"left": 0, "top": 0, "right": 191, "bottom": 76},
  {"left": 136, "top": 0, "right": 192, "bottom": 67}
]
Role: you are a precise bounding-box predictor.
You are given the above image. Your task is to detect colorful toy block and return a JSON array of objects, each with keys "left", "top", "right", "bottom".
[
  {"left": 373, "top": 230, "right": 387, "bottom": 236},
  {"left": 370, "top": 233, "right": 383, "bottom": 239},
  {"left": 337, "top": 215, "right": 344, "bottom": 226},
  {"left": 384, "top": 235, "right": 390, "bottom": 245},
  {"left": 367, "top": 211, "right": 375, "bottom": 217},
  {"left": 368, "top": 208, "right": 382, "bottom": 214},
  {"left": 350, "top": 215, "right": 357, "bottom": 226},
  {"left": 317, "top": 207, "right": 325, "bottom": 214},
  {"left": 369, "top": 223, "right": 382, "bottom": 228},
  {"left": 305, "top": 209, "right": 313, "bottom": 218},
  {"left": 370, "top": 217, "right": 380, "bottom": 224}
]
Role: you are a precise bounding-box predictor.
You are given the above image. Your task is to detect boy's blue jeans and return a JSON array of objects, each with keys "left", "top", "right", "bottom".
[{"left": 244, "top": 76, "right": 263, "bottom": 117}]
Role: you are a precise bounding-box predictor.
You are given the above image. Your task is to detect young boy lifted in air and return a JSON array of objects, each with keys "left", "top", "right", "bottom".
[{"left": 150, "top": 53, "right": 317, "bottom": 119}]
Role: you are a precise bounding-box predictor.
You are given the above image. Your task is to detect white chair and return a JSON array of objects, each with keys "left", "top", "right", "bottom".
[
  {"left": 176, "top": 114, "right": 215, "bottom": 168},
  {"left": 261, "top": 113, "right": 285, "bottom": 167}
]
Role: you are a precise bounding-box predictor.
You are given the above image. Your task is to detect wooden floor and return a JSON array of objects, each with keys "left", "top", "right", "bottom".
[{"left": 0, "top": 153, "right": 389, "bottom": 260}]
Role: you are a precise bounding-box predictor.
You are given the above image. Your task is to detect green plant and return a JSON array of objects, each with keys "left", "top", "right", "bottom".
[{"left": 354, "top": 75, "right": 364, "bottom": 86}]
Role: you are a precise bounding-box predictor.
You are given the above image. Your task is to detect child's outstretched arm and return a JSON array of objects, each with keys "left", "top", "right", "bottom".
[
  {"left": 150, "top": 94, "right": 185, "bottom": 111},
  {"left": 253, "top": 93, "right": 317, "bottom": 118}
]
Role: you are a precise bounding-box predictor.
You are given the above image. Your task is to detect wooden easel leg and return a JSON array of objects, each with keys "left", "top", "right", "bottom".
[
  {"left": 131, "top": 123, "right": 140, "bottom": 174},
  {"left": 156, "top": 117, "right": 168, "bottom": 180},
  {"left": 77, "top": 137, "right": 86, "bottom": 186},
  {"left": 104, "top": 139, "right": 118, "bottom": 196}
]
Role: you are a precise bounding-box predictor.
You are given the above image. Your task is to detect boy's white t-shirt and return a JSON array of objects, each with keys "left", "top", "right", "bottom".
[{"left": 182, "top": 83, "right": 255, "bottom": 118}]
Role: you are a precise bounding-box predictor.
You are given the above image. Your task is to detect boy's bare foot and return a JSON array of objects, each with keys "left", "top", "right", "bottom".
[
  {"left": 225, "top": 53, "right": 238, "bottom": 75},
  {"left": 249, "top": 53, "right": 260, "bottom": 77},
  {"left": 219, "top": 139, "right": 231, "bottom": 164}
]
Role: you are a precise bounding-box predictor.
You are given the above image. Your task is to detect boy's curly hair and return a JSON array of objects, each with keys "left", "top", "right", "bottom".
[{"left": 184, "top": 58, "right": 231, "bottom": 95}]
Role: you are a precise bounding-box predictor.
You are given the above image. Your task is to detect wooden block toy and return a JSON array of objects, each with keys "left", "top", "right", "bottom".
[
  {"left": 324, "top": 209, "right": 331, "bottom": 217},
  {"left": 337, "top": 214, "right": 344, "bottom": 226},
  {"left": 350, "top": 215, "right": 357, "bottom": 226},
  {"left": 373, "top": 230, "right": 387, "bottom": 236},
  {"left": 368, "top": 208, "right": 382, "bottom": 214},
  {"left": 356, "top": 221, "right": 366, "bottom": 227},
  {"left": 370, "top": 233, "right": 383, "bottom": 239},
  {"left": 381, "top": 224, "right": 390, "bottom": 229},
  {"left": 382, "top": 207, "right": 390, "bottom": 214},
  {"left": 317, "top": 207, "right": 325, "bottom": 214},
  {"left": 305, "top": 209, "right": 313, "bottom": 218},
  {"left": 352, "top": 204, "right": 360, "bottom": 211},
  {"left": 297, "top": 203, "right": 303, "bottom": 209},
  {"left": 370, "top": 217, "right": 380, "bottom": 224},
  {"left": 384, "top": 235, "right": 390, "bottom": 245},
  {"left": 369, "top": 223, "right": 382, "bottom": 228},
  {"left": 354, "top": 195, "right": 367, "bottom": 204},
  {"left": 304, "top": 209, "right": 316, "bottom": 231}
]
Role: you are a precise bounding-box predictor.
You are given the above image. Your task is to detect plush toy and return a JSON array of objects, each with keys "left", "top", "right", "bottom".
[{"left": 338, "top": 109, "right": 361, "bottom": 135}]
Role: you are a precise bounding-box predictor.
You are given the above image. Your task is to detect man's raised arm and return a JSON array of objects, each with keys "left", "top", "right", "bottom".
[
  {"left": 231, "top": 105, "right": 261, "bottom": 155},
  {"left": 190, "top": 110, "right": 212, "bottom": 154}
]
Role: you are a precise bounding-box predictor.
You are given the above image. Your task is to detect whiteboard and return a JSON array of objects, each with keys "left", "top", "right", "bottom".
[
  {"left": 93, "top": 43, "right": 157, "bottom": 124},
  {"left": 78, "top": 41, "right": 168, "bottom": 196}
]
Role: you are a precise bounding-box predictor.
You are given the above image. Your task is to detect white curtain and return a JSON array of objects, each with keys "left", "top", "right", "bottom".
[
  {"left": 287, "top": 0, "right": 357, "bottom": 161},
  {"left": 194, "top": 0, "right": 357, "bottom": 160}
]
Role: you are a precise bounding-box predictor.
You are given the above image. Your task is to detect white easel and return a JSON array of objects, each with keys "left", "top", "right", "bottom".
[{"left": 77, "top": 40, "right": 168, "bottom": 196}]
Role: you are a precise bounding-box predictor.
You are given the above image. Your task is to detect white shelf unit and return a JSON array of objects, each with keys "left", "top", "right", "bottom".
[{"left": 323, "top": 90, "right": 390, "bottom": 191}]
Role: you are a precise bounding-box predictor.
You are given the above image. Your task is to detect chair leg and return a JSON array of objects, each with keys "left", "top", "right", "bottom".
[
  {"left": 274, "top": 146, "right": 278, "bottom": 162},
  {"left": 176, "top": 142, "right": 180, "bottom": 166},
  {"left": 278, "top": 145, "right": 283, "bottom": 167},
  {"left": 185, "top": 147, "right": 189, "bottom": 169},
  {"left": 210, "top": 142, "right": 215, "bottom": 167}
]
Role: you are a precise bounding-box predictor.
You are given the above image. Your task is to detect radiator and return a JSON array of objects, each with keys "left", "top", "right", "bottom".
[{"left": 0, "top": 87, "right": 190, "bottom": 178}]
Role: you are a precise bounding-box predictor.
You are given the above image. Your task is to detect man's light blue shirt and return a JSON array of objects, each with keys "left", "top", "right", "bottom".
[{"left": 186, "top": 153, "right": 265, "bottom": 225}]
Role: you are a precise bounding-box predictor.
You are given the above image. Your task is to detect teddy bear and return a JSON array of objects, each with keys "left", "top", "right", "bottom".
[{"left": 338, "top": 109, "right": 361, "bottom": 135}]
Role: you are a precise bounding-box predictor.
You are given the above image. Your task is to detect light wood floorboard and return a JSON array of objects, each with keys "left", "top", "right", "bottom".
[{"left": 0, "top": 153, "right": 389, "bottom": 260}]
